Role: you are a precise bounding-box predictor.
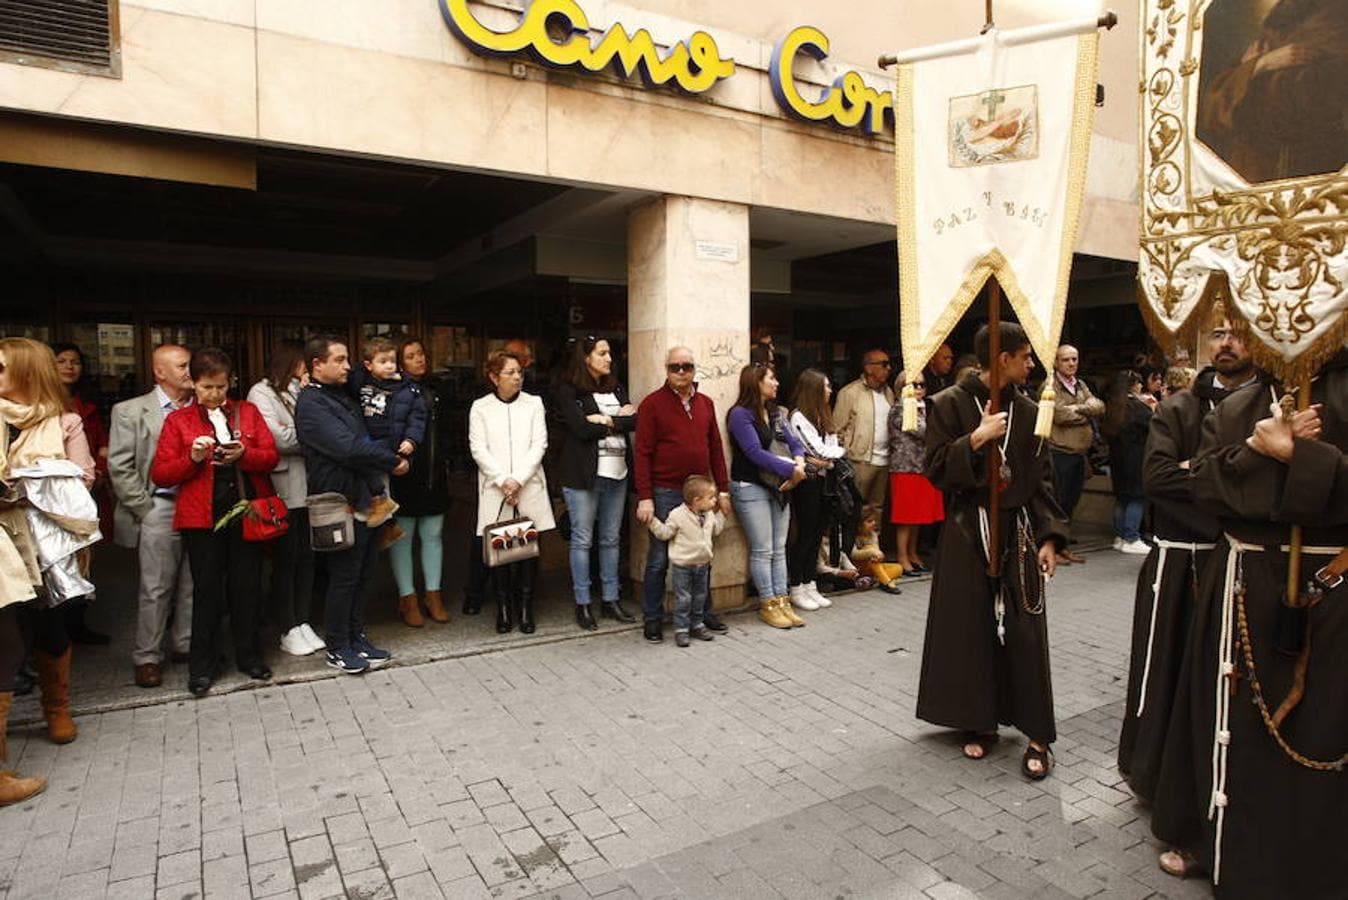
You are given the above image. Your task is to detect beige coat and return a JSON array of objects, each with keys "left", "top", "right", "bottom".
[
  {"left": 647, "top": 504, "right": 725, "bottom": 567},
  {"left": 469, "top": 391, "right": 556, "bottom": 536},
  {"left": 833, "top": 378, "right": 896, "bottom": 464},
  {"left": 1048, "top": 373, "right": 1105, "bottom": 453}
]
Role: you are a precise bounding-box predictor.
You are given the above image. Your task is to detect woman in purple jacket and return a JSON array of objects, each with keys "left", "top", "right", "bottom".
[{"left": 726, "top": 363, "right": 807, "bottom": 629}]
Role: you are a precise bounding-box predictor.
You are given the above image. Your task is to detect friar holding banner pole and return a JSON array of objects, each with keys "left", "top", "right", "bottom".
[
  {"left": 1134, "top": 0, "right": 1348, "bottom": 890},
  {"left": 878, "top": 2, "right": 1115, "bottom": 779}
]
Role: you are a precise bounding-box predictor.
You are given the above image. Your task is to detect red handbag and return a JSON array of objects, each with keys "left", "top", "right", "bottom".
[
  {"left": 241, "top": 494, "right": 289, "bottom": 542},
  {"left": 232, "top": 407, "right": 288, "bottom": 542}
]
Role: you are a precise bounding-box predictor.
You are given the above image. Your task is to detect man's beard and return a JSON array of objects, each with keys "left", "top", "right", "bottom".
[{"left": 1213, "top": 354, "right": 1253, "bottom": 380}]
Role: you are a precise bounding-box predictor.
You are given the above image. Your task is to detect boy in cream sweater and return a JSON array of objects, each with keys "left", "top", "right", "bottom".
[{"left": 647, "top": 475, "right": 726, "bottom": 647}]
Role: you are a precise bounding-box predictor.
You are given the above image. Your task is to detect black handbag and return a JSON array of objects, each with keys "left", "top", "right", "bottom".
[{"left": 757, "top": 411, "right": 793, "bottom": 491}]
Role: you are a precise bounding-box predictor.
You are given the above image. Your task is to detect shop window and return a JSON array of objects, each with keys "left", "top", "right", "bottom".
[
  {"left": 66, "top": 320, "right": 137, "bottom": 404},
  {"left": 429, "top": 325, "right": 477, "bottom": 372},
  {"left": 0, "top": 322, "right": 50, "bottom": 343},
  {"left": 0, "top": 0, "right": 121, "bottom": 77}
]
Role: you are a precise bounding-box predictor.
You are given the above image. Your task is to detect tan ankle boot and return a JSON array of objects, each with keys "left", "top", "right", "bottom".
[
  {"left": 398, "top": 594, "right": 425, "bottom": 628},
  {"left": 757, "top": 596, "right": 793, "bottom": 629},
  {"left": 776, "top": 596, "right": 806, "bottom": 628},
  {"left": 424, "top": 590, "right": 450, "bottom": 623},
  {"left": 35, "top": 648, "right": 77, "bottom": 744},
  {"left": 0, "top": 693, "right": 47, "bottom": 806}
]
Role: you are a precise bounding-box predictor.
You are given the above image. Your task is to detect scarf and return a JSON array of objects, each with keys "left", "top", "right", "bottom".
[{"left": 0, "top": 399, "right": 67, "bottom": 481}]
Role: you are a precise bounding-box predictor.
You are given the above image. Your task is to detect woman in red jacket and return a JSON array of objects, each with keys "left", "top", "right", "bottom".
[{"left": 151, "top": 348, "right": 279, "bottom": 698}]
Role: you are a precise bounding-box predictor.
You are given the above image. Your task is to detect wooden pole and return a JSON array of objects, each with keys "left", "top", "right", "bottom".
[
  {"left": 1285, "top": 373, "right": 1313, "bottom": 604},
  {"left": 986, "top": 277, "right": 1003, "bottom": 577}
]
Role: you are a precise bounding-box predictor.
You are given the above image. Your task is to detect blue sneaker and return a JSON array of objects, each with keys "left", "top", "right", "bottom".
[
  {"left": 352, "top": 633, "right": 391, "bottom": 670},
  {"left": 325, "top": 645, "right": 369, "bottom": 674}
]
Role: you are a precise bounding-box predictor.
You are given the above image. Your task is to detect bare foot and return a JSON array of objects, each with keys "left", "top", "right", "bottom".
[{"left": 1159, "top": 849, "right": 1201, "bottom": 878}]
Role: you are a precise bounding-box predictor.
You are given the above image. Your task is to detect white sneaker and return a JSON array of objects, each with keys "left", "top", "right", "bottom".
[
  {"left": 806, "top": 582, "right": 831, "bottom": 607},
  {"left": 1120, "top": 539, "right": 1151, "bottom": 555},
  {"left": 299, "top": 623, "right": 326, "bottom": 653},
  {"left": 789, "top": 584, "right": 819, "bottom": 611},
  {"left": 280, "top": 625, "right": 314, "bottom": 656},
  {"left": 1113, "top": 537, "right": 1125, "bottom": 551}
]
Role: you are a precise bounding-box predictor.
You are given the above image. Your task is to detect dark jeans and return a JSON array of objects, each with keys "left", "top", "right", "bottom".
[
  {"left": 182, "top": 527, "right": 264, "bottom": 679},
  {"left": 271, "top": 507, "right": 315, "bottom": 630},
  {"left": 466, "top": 535, "right": 490, "bottom": 603},
  {"left": 323, "top": 520, "right": 376, "bottom": 649},
  {"left": 787, "top": 477, "right": 826, "bottom": 586},
  {"left": 640, "top": 487, "right": 685, "bottom": 622},
  {"left": 1051, "top": 450, "right": 1088, "bottom": 521},
  {"left": 671, "top": 563, "right": 710, "bottom": 633}
]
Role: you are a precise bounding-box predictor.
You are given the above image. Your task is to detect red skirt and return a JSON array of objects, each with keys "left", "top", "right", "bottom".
[{"left": 889, "top": 472, "right": 944, "bottom": 524}]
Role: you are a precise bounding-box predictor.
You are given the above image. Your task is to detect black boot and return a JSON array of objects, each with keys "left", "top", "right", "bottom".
[
  {"left": 494, "top": 578, "right": 513, "bottom": 634},
  {"left": 599, "top": 600, "right": 635, "bottom": 623},
  {"left": 463, "top": 593, "right": 482, "bottom": 615},
  {"left": 576, "top": 604, "right": 597, "bottom": 631},
  {"left": 518, "top": 587, "right": 536, "bottom": 635},
  {"left": 65, "top": 599, "right": 110, "bottom": 646}
]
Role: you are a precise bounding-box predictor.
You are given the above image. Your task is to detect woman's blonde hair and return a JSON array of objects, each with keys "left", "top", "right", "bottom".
[{"left": 0, "top": 337, "right": 72, "bottom": 417}]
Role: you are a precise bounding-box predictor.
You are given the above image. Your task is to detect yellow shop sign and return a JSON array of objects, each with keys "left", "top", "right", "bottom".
[
  {"left": 439, "top": 1, "right": 891, "bottom": 134},
  {"left": 770, "top": 26, "right": 893, "bottom": 135},
  {"left": 438, "top": 0, "right": 735, "bottom": 94}
]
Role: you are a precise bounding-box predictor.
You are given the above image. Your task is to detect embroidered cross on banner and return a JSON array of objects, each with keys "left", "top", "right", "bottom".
[{"left": 979, "top": 88, "right": 1007, "bottom": 120}]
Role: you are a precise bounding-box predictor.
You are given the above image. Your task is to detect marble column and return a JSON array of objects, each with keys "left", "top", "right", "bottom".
[{"left": 627, "top": 195, "right": 751, "bottom": 609}]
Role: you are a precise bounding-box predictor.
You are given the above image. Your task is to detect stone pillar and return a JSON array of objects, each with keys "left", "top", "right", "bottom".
[{"left": 627, "top": 195, "right": 751, "bottom": 609}]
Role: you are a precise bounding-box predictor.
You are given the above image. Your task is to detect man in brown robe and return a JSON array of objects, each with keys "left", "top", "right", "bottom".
[
  {"left": 1118, "top": 311, "right": 1256, "bottom": 802},
  {"left": 1150, "top": 347, "right": 1347, "bottom": 896},
  {"left": 1197, "top": 0, "right": 1347, "bottom": 183},
  {"left": 917, "top": 323, "right": 1067, "bottom": 779}
]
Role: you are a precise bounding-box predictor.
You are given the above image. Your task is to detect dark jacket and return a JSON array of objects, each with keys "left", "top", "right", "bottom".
[
  {"left": 1106, "top": 395, "right": 1154, "bottom": 500},
  {"left": 295, "top": 381, "right": 399, "bottom": 508},
  {"left": 349, "top": 367, "right": 427, "bottom": 451},
  {"left": 391, "top": 374, "right": 451, "bottom": 516},
  {"left": 552, "top": 381, "right": 636, "bottom": 490}
]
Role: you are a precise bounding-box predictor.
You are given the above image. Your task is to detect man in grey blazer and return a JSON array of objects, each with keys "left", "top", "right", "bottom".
[{"left": 108, "top": 344, "right": 195, "bottom": 688}]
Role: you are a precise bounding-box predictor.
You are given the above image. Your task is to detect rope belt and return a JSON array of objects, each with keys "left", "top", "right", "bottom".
[
  {"left": 1209, "top": 534, "right": 1346, "bottom": 886},
  {"left": 1135, "top": 540, "right": 1217, "bottom": 718}
]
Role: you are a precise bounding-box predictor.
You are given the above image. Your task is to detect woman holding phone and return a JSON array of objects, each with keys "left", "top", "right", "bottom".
[{"left": 151, "top": 348, "right": 279, "bottom": 697}]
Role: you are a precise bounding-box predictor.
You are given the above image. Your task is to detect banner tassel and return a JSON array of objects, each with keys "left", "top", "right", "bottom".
[
  {"left": 901, "top": 383, "right": 918, "bottom": 432},
  {"left": 1033, "top": 383, "right": 1055, "bottom": 439}
]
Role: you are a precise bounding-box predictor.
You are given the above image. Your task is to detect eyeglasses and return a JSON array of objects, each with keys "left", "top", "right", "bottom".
[{"left": 666, "top": 362, "right": 696, "bottom": 374}]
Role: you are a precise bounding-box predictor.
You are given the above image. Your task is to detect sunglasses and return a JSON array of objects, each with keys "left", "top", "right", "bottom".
[
  {"left": 666, "top": 362, "right": 696, "bottom": 374},
  {"left": 568, "top": 334, "right": 601, "bottom": 351}
]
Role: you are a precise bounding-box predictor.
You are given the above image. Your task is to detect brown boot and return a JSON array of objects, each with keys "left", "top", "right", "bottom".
[
  {"left": 34, "top": 648, "right": 77, "bottom": 744},
  {"left": 424, "top": 590, "right": 450, "bottom": 623},
  {"left": 0, "top": 693, "right": 47, "bottom": 806},
  {"left": 398, "top": 594, "right": 425, "bottom": 628}
]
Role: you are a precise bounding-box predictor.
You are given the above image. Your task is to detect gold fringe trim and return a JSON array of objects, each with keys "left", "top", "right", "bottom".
[{"left": 1225, "top": 302, "right": 1348, "bottom": 387}]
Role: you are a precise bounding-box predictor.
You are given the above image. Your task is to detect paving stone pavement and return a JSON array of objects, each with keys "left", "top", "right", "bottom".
[{"left": 0, "top": 549, "right": 1212, "bottom": 899}]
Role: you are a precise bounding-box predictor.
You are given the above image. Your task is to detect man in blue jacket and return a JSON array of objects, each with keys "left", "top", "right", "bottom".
[{"left": 296, "top": 335, "right": 408, "bottom": 674}]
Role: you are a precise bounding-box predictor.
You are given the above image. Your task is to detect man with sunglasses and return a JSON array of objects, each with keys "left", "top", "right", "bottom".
[
  {"left": 634, "top": 347, "right": 731, "bottom": 642},
  {"left": 834, "top": 348, "right": 897, "bottom": 512}
]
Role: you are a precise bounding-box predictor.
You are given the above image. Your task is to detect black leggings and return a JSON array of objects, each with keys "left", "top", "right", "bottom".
[
  {"left": 0, "top": 603, "right": 69, "bottom": 693},
  {"left": 787, "top": 477, "right": 827, "bottom": 586},
  {"left": 271, "top": 508, "right": 316, "bottom": 630}
]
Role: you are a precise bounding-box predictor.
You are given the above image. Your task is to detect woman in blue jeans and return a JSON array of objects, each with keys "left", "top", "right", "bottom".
[
  {"left": 1101, "top": 370, "right": 1154, "bottom": 555},
  {"left": 726, "top": 363, "right": 808, "bottom": 629},
  {"left": 553, "top": 336, "right": 638, "bottom": 631}
]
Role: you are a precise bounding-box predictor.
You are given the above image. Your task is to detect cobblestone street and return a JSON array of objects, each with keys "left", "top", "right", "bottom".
[{"left": 0, "top": 549, "right": 1208, "bottom": 900}]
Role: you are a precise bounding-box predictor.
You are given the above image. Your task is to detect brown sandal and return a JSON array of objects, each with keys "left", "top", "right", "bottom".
[
  {"left": 1158, "top": 849, "right": 1203, "bottom": 879},
  {"left": 1022, "top": 743, "right": 1052, "bottom": 780},
  {"left": 961, "top": 732, "right": 999, "bottom": 760}
]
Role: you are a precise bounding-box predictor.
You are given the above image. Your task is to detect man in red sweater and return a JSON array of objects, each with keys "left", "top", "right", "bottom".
[{"left": 634, "top": 346, "right": 731, "bottom": 642}]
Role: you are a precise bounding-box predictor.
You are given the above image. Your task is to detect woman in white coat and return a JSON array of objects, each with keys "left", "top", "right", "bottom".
[{"left": 469, "top": 349, "right": 554, "bottom": 635}]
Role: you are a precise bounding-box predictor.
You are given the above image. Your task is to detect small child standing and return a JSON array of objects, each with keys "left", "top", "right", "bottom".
[
  {"left": 353, "top": 336, "right": 427, "bottom": 527},
  {"left": 646, "top": 474, "right": 725, "bottom": 647}
]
